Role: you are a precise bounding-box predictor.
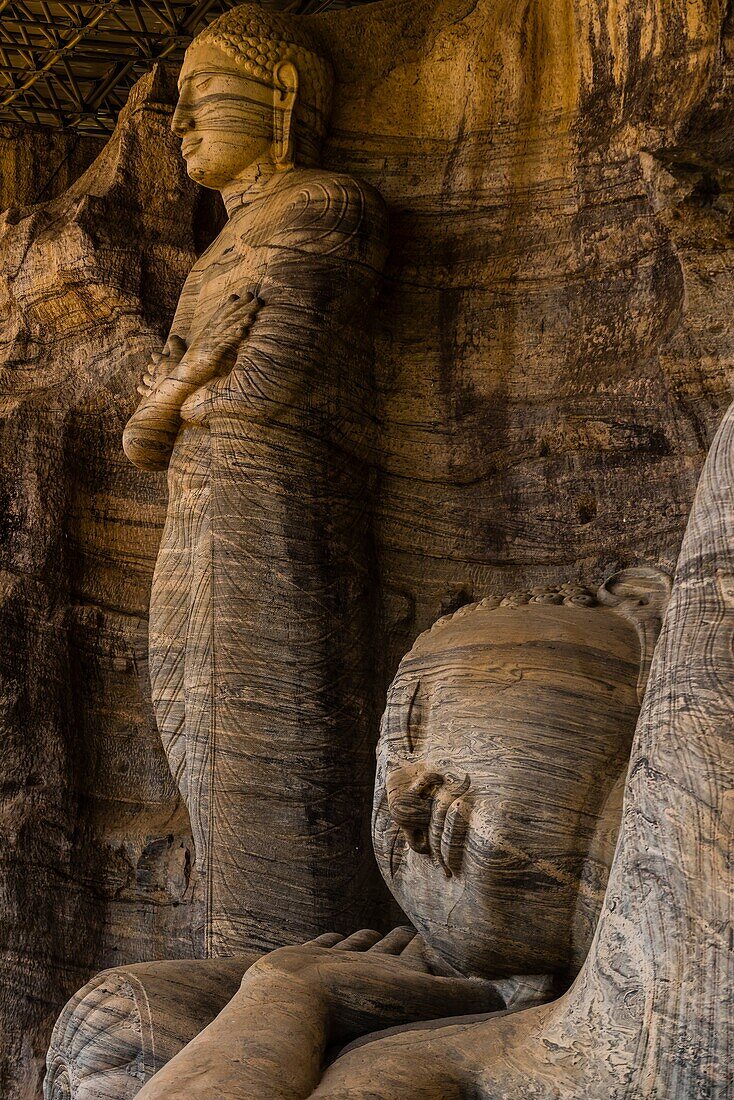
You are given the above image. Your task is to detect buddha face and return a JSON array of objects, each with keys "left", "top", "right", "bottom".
[
  {"left": 173, "top": 43, "right": 277, "bottom": 189},
  {"left": 373, "top": 602, "right": 641, "bottom": 979}
]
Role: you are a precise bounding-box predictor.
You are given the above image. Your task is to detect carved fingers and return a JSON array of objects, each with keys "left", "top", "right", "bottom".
[
  {"left": 166, "top": 333, "right": 188, "bottom": 362},
  {"left": 208, "top": 291, "right": 261, "bottom": 356},
  {"left": 135, "top": 293, "right": 261, "bottom": 405},
  {"left": 367, "top": 927, "right": 417, "bottom": 955},
  {"left": 182, "top": 291, "right": 262, "bottom": 383},
  {"left": 305, "top": 927, "right": 418, "bottom": 955},
  {"left": 136, "top": 334, "right": 189, "bottom": 396},
  {"left": 239, "top": 939, "right": 505, "bottom": 1051},
  {"left": 335, "top": 929, "right": 384, "bottom": 951},
  {"left": 136, "top": 355, "right": 160, "bottom": 397},
  {"left": 308, "top": 932, "right": 348, "bottom": 948}
]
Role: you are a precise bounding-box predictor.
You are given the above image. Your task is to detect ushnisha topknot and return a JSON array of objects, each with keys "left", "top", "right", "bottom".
[
  {"left": 419, "top": 567, "right": 672, "bottom": 703},
  {"left": 191, "top": 3, "right": 334, "bottom": 132}
]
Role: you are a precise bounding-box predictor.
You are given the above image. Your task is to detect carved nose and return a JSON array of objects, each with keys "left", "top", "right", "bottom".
[
  {"left": 171, "top": 101, "right": 193, "bottom": 137},
  {"left": 386, "top": 764, "right": 444, "bottom": 854}
]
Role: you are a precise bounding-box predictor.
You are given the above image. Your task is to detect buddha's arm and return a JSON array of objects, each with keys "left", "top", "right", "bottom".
[
  {"left": 178, "top": 178, "right": 388, "bottom": 429},
  {"left": 122, "top": 362, "right": 201, "bottom": 472},
  {"left": 122, "top": 293, "right": 260, "bottom": 471},
  {"left": 121, "top": 267, "right": 200, "bottom": 471},
  {"left": 135, "top": 930, "right": 505, "bottom": 1100}
]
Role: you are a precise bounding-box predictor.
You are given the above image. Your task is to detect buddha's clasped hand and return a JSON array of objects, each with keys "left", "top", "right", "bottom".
[{"left": 175, "top": 292, "right": 262, "bottom": 386}]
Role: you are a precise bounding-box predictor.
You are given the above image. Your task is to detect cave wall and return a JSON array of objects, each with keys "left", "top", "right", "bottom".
[
  {"left": 315, "top": 0, "right": 734, "bottom": 697},
  {"left": 0, "top": 69, "right": 207, "bottom": 1100},
  {"left": 0, "top": 124, "right": 105, "bottom": 210},
  {"left": 1, "top": 1, "right": 734, "bottom": 1096}
]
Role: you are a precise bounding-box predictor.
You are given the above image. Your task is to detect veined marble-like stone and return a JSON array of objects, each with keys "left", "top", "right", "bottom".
[
  {"left": 0, "top": 67, "right": 208, "bottom": 1099},
  {"left": 3, "top": 0, "right": 734, "bottom": 1095}
]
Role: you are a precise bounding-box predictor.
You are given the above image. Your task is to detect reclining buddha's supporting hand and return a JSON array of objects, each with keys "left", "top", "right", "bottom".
[
  {"left": 123, "top": 293, "right": 260, "bottom": 471},
  {"left": 135, "top": 928, "right": 506, "bottom": 1100},
  {"left": 294, "top": 928, "right": 506, "bottom": 1043}
]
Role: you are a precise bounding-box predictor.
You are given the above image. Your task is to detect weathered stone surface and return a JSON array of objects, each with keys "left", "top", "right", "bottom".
[
  {"left": 0, "top": 124, "right": 104, "bottom": 210},
  {"left": 4, "top": 0, "right": 734, "bottom": 1095},
  {"left": 0, "top": 67, "right": 210, "bottom": 1100},
  {"left": 256, "top": 346, "right": 734, "bottom": 1099},
  {"left": 118, "top": 0, "right": 734, "bottom": 969},
  {"left": 316, "top": 0, "right": 734, "bottom": 692},
  {"left": 121, "top": 12, "right": 391, "bottom": 957},
  {"left": 118, "top": 572, "right": 666, "bottom": 1097}
]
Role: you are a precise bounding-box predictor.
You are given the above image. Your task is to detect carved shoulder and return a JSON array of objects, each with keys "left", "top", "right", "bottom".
[{"left": 268, "top": 169, "right": 388, "bottom": 271}]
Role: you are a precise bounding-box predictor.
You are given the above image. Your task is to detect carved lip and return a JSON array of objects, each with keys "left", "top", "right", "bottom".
[{"left": 182, "top": 137, "right": 202, "bottom": 158}]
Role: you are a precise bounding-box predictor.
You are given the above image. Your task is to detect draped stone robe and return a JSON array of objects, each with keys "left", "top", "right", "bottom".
[{"left": 148, "top": 169, "right": 388, "bottom": 954}]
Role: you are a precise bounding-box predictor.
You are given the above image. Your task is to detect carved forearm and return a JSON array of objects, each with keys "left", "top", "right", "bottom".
[
  {"left": 132, "top": 939, "right": 505, "bottom": 1100},
  {"left": 136, "top": 962, "right": 329, "bottom": 1100},
  {"left": 123, "top": 380, "right": 193, "bottom": 471},
  {"left": 179, "top": 266, "right": 375, "bottom": 430},
  {"left": 179, "top": 327, "right": 322, "bottom": 427},
  {"left": 123, "top": 361, "right": 218, "bottom": 470}
]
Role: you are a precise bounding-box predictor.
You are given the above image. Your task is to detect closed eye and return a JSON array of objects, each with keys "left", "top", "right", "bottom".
[
  {"left": 405, "top": 680, "right": 420, "bottom": 754},
  {"left": 195, "top": 77, "right": 213, "bottom": 92}
]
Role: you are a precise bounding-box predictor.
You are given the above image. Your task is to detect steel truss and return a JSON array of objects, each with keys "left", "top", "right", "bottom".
[{"left": 0, "top": 0, "right": 357, "bottom": 135}]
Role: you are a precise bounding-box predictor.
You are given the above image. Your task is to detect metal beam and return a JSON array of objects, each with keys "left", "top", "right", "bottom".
[
  {"left": 0, "top": 0, "right": 125, "bottom": 109},
  {"left": 87, "top": 56, "right": 135, "bottom": 108},
  {"left": 2, "top": 18, "right": 190, "bottom": 47},
  {"left": 107, "top": 6, "right": 152, "bottom": 54},
  {"left": 0, "top": 0, "right": 362, "bottom": 132},
  {"left": 180, "top": 0, "right": 224, "bottom": 33},
  {"left": 152, "top": 0, "right": 177, "bottom": 32}
]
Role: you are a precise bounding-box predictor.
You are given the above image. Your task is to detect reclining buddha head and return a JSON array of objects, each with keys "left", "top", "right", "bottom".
[{"left": 373, "top": 569, "right": 669, "bottom": 982}]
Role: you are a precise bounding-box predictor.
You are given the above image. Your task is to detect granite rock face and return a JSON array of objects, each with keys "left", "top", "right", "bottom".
[
  {"left": 3, "top": 0, "right": 734, "bottom": 1096},
  {"left": 0, "top": 67, "right": 212, "bottom": 1099}
]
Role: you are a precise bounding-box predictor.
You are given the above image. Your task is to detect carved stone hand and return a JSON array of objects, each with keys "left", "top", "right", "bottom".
[
  {"left": 136, "top": 334, "right": 188, "bottom": 397},
  {"left": 135, "top": 928, "right": 505, "bottom": 1100},
  {"left": 262, "top": 929, "right": 505, "bottom": 1042},
  {"left": 173, "top": 292, "right": 261, "bottom": 388},
  {"left": 123, "top": 294, "right": 261, "bottom": 470}
]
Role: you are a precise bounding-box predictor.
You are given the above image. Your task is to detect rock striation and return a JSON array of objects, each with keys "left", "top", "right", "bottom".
[
  {"left": 0, "top": 67, "right": 211, "bottom": 1099},
  {"left": 3, "top": 0, "right": 734, "bottom": 1095}
]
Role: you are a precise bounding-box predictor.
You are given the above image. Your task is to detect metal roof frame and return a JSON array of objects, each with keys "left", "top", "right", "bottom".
[{"left": 0, "top": 0, "right": 359, "bottom": 136}]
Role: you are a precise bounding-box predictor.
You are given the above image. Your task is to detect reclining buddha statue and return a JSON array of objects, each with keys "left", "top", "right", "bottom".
[{"left": 46, "top": 567, "right": 668, "bottom": 1098}]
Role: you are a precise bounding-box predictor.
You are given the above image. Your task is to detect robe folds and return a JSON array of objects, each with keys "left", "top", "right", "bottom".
[{"left": 149, "top": 169, "right": 389, "bottom": 954}]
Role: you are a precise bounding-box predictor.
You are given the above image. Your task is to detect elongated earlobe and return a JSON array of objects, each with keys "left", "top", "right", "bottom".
[
  {"left": 272, "top": 59, "right": 299, "bottom": 170},
  {"left": 597, "top": 566, "right": 672, "bottom": 702}
]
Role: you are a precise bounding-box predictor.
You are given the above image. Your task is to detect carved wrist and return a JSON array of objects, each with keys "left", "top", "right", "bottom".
[{"left": 170, "top": 350, "right": 222, "bottom": 386}]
